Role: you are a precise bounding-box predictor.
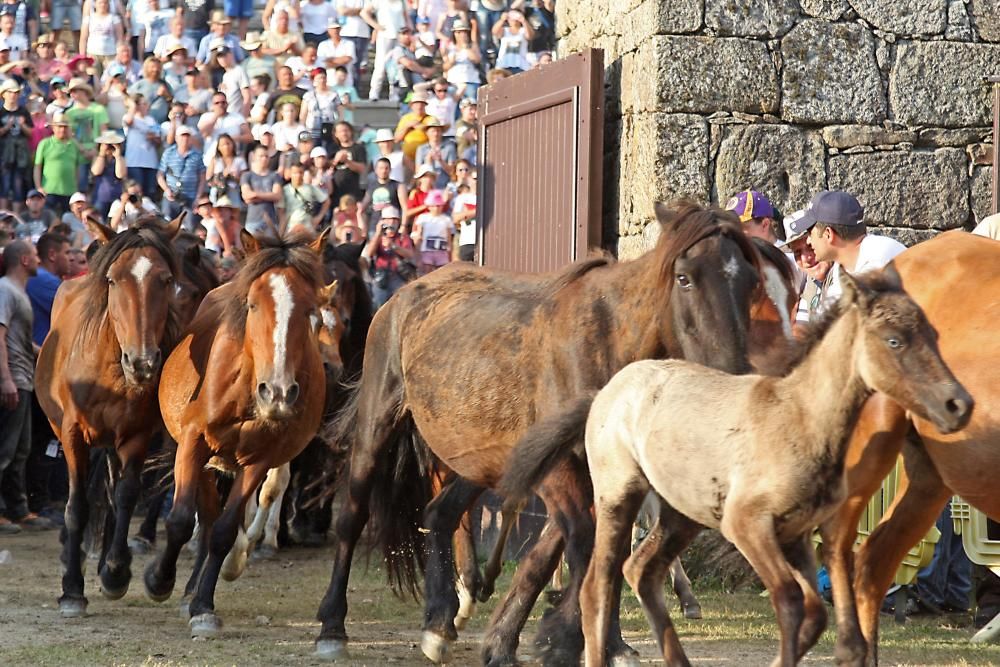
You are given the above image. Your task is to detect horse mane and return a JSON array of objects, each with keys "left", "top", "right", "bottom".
[
  {"left": 752, "top": 236, "right": 796, "bottom": 287},
  {"left": 776, "top": 269, "right": 902, "bottom": 374},
  {"left": 323, "top": 244, "right": 375, "bottom": 379},
  {"left": 220, "top": 235, "right": 325, "bottom": 336},
  {"left": 544, "top": 254, "right": 614, "bottom": 295},
  {"left": 79, "top": 217, "right": 183, "bottom": 352}
]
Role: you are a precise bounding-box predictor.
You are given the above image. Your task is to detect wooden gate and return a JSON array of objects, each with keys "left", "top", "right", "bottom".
[{"left": 477, "top": 49, "right": 605, "bottom": 272}]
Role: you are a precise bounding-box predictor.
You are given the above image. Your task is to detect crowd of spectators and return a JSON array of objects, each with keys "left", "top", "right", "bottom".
[{"left": 0, "top": 0, "right": 557, "bottom": 533}]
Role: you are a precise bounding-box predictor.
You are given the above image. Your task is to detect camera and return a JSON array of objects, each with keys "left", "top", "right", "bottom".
[
  {"left": 128, "top": 193, "right": 140, "bottom": 204},
  {"left": 301, "top": 199, "right": 319, "bottom": 216}
]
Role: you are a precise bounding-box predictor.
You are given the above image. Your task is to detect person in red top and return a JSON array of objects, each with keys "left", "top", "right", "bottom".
[
  {"left": 403, "top": 163, "right": 436, "bottom": 231},
  {"left": 364, "top": 205, "right": 415, "bottom": 308}
]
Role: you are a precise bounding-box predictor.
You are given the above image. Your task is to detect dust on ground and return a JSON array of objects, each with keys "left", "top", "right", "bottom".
[{"left": 1, "top": 526, "right": 996, "bottom": 666}]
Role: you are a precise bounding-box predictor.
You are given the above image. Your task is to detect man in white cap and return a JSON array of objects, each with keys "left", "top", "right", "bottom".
[
  {"left": 33, "top": 113, "right": 82, "bottom": 216},
  {"left": 371, "top": 127, "right": 405, "bottom": 182},
  {"left": 157, "top": 124, "right": 205, "bottom": 218},
  {"left": 195, "top": 10, "right": 245, "bottom": 66},
  {"left": 317, "top": 18, "right": 357, "bottom": 87}
]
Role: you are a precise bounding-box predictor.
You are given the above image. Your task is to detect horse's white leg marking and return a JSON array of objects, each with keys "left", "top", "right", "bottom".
[
  {"left": 762, "top": 264, "right": 793, "bottom": 338},
  {"left": 262, "top": 464, "right": 291, "bottom": 551},
  {"left": 268, "top": 273, "right": 294, "bottom": 375}
]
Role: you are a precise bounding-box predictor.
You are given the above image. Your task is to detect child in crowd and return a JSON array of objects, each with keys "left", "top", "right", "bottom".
[{"left": 411, "top": 188, "right": 453, "bottom": 275}]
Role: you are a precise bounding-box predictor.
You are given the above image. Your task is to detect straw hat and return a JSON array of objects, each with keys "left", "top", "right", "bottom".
[
  {"left": 96, "top": 131, "right": 125, "bottom": 145},
  {"left": 209, "top": 10, "right": 231, "bottom": 24},
  {"left": 67, "top": 78, "right": 94, "bottom": 97},
  {"left": 49, "top": 112, "right": 70, "bottom": 127},
  {"left": 240, "top": 31, "right": 263, "bottom": 51},
  {"left": 0, "top": 79, "right": 21, "bottom": 94},
  {"left": 213, "top": 194, "right": 238, "bottom": 209}
]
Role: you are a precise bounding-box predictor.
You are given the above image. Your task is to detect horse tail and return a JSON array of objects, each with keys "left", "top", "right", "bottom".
[
  {"left": 367, "top": 421, "right": 434, "bottom": 599},
  {"left": 498, "top": 393, "right": 597, "bottom": 507},
  {"left": 83, "top": 448, "right": 117, "bottom": 568}
]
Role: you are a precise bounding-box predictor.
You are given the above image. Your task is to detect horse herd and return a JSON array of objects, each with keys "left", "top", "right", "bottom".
[{"left": 30, "top": 202, "right": 1000, "bottom": 667}]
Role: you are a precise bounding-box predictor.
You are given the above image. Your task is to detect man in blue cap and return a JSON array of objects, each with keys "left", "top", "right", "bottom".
[{"left": 787, "top": 190, "right": 905, "bottom": 304}]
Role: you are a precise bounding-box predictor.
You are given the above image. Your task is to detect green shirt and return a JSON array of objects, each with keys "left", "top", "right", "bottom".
[
  {"left": 34, "top": 136, "right": 83, "bottom": 196},
  {"left": 64, "top": 102, "right": 110, "bottom": 153}
]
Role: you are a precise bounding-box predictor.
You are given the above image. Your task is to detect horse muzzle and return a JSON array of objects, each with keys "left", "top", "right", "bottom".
[
  {"left": 922, "top": 385, "right": 974, "bottom": 435},
  {"left": 121, "top": 350, "right": 162, "bottom": 385},
  {"left": 256, "top": 380, "right": 300, "bottom": 420}
]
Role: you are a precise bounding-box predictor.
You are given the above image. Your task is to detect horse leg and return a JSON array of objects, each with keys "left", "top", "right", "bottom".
[
  {"left": 622, "top": 500, "right": 701, "bottom": 667},
  {"left": 820, "top": 395, "right": 907, "bottom": 667},
  {"left": 453, "top": 504, "right": 483, "bottom": 630},
  {"left": 219, "top": 487, "right": 254, "bottom": 582},
  {"left": 420, "top": 476, "right": 483, "bottom": 664},
  {"left": 180, "top": 469, "right": 220, "bottom": 619},
  {"left": 144, "top": 435, "right": 210, "bottom": 603},
  {"left": 99, "top": 435, "right": 149, "bottom": 599},
  {"left": 188, "top": 462, "right": 271, "bottom": 638},
  {"left": 479, "top": 506, "right": 516, "bottom": 602},
  {"left": 580, "top": 472, "right": 647, "bottom": 667},
  {"left": 853, "top": 439, "right": 950, "bottom": 667},
  {"left": 724, "top": 514, "right": 806, "bottom": 667},
  {"left": 315, "top": 376, "right": 404, "bottom": 660},
  {"left": 58, "top": 425, "right": 90, "bottom": 618},
  {"left": 254, "top": 463, "right": 291, "bottom": 559},
  {"left": 669, "top": 559, "right": 702, "bottom": 620},
  {"left": 480, "top": 518, "right": 565, "bottom": 667},
  {"left": 132, "top": 486, "right": 167, "bottom": 553},
  {"left": 783, "top": 535, "right": 828, "bottom": 660}
]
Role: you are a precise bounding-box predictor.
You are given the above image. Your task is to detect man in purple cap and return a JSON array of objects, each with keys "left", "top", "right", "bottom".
[
  {"left": 790, "top": 190, "right": 906, "bottom": 304},
  {"left": 725, "top": 189, "right": 783, "bottom": 245}
]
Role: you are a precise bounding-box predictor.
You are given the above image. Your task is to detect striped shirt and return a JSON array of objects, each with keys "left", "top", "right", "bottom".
[{"left": 158, "top": 145, "right": 205, "bottom": 202}]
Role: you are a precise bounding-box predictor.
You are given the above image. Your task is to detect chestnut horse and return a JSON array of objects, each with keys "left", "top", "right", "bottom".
[
  {"left": 35, "top": 214, "right": 185, "bottom": 617},
  {"left": 315, "top": 201, "right": 763, "bottom": 666},
  {"left": 819, "top": 231, "right": 1000, "bottom": 666},
  {"left": 144, "top": 230, "right": 330, "bottom": 637}
]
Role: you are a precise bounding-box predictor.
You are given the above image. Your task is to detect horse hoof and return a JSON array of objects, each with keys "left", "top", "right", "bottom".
[
  {"left": 454, "top": 582, "right": 476, "bottom": 630},
  {"left": 100, "top": 565, "right": 131, "bottom": 600},
  {"left": 128, "top": 536, "right": 154, "bottom": 555},
  {"left": 972, "top": 610, "right": 1000, "bottom": 643},
  {"left": 315, "top": 638, "right": 349, "bottom": 660},
  {"left": 179, "top": 599, "right": 191, "bottom": 620},
  {"left": 59, "top": 597, "right": 88, "bottom": 618},
  {"left": 190, "top": 612, "right": 222, "bottom": 638},
  {"left": 421, "top": 630, "right": 453, "bottom": 664},
  {"left": 683, "top": 603, "right": 703, "bottom": 620},
  {"left": 609, "top": 653, "right": 642, "bottom": 667},
  {"left": 252, "top": 544, "right": 278, "bottom": 561}
]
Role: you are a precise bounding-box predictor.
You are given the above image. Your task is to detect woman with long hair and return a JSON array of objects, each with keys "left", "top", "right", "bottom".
[
  {"left": 206, "top": 133, "right": 247, "bottom": 208},
  {"left": 403, "top": 164, "right": 436, "bottom": 232},
  {"left": 300, "top": 67, "right": 339, "bottom": 146}
]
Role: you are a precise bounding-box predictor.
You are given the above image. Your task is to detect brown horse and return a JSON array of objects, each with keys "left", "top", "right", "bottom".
[
  {"left": 819, "top": 231, "right": 1000, "bottom": 666},
  {"left": 144, "top": 230, "right": 329, "bottom": 637},
  {"left": 315, "top": 201, "right": 763, "bottom": 666},
  {"left": 35, "top": 214, "right": 185, "bottom": 617}
]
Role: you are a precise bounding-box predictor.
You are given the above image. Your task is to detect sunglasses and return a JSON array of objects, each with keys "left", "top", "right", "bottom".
[
  {"left": 456, "top": 167, "right": 469, "bottom": 172},
  {"left": 434, "top": 88, "right": 447, "bottom": 93}
]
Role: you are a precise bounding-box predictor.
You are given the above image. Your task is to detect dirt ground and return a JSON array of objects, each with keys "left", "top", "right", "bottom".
[{"left": 1, "top": 526, "right": 998, "bottom": 666}]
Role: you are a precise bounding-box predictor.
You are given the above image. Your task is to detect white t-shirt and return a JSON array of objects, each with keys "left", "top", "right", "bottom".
[
  {"left": 824, "top": 234, "right": 907, "bottom": 303},
  {"left": 268, "top": 0, "right": 301, "bottom": 32},
  {"left": 337, "top": 0, "right": 371, "bottom": 38},
  {"left": 285, "top": 56, "right": 321, "bottom": 90},
  {"left": 425, "top": 95, "right": 457, "bottom": 137},
  {"left": 108, "top": 197, "right": 159, "bottom": 230},
  {"left": 301, "top": 0, "right": 338, "bottom": 34},
  {"left": 453, "top": 191, "right": 476, "bottom": 246},
  {"left": 202, "top": 113, "right": 248, "bottom": 167},
  {"left": 373, "top": 150, "right": 405, "bottom": 183},
  {"left": 86, "top": 13, "right": 122, "bottom": 57},
  {"left": 153, "top": 33, "right": 198, "bottom": 60},
  {"left": 972, "top": 213, "right": 1000, "bottom": 241},
  {"left": 317, "top": 38, "right": 357, "bottom": 87},
  {"left": 273, "top": 121, "right": 307, "bottom": 151},
  {"left": 414, "top": 212, "right": 454, "bottom": 251},
  {"left": 124, "top": 113, "right": 163, "bottom": 169},
  {"left": 373, "top": 0, "right": 407, "bottom": 38},
  {"left": 221, "top": 67, "right": 250, "bottom": 115},
  {"left": 445, "top": 45, "right": 481, "bottom": 86}
]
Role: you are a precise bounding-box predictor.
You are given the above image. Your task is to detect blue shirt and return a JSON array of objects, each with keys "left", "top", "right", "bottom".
[
  {"left": 196, "top": 33, "right": 246, "bottom": 65},
  {"left": 26, "top": 267, "right": 61, "bottom": 345},
  {"left": 158, "top": 145, "right": 205, "bottom": 202}
]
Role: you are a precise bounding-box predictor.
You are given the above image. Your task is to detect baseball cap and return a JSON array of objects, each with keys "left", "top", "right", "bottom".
[
  {"left": 374, "top": 128, "right": 394, "bottom": 143},
  {"left": 380, "top": 205, "right": 401, "bottom": 220},
  {"left": 459, "top": 98, "right": 476, "bottom": 108},
  {"left": 415, "top": 164, "right": 436, "bottom": 179},
  {"left": 175, "top": 125, "right": 195, "bottom": 136},
  {"left": 26, "top": 189, "right": 44, "bottom": 200},
  {"left": 70, "top": 192, "right": 88, "bottom": 205},
  {"left": 453, "top": 20, "right": 470, "bottom": 32},
  {"left": 725, "top": 190, "right": 775, "bottom": 223},
  {"left": 310, "top": 146, "right": 328, "bottom": 158},
  {"left": 425, "top": 190, "right": 445, "bottom": 207},
  {"left": 251, "top": 123, "right": 273, "bottom": 140},
  {"left": 794, "top": 191, "right": 865, "bottom": 233},
  {"left": 106, "top": 62, "right": 126, "bottom": 78},
  {"left": 416, "top": 16, "right": 431, "bottom": 24},
  {"left": 327, "top": 17, "right": 342, "bottom": 28},
  {"left": 781, "top": 209, "right": 809, "bottom": 245},
  {"left": 0, "top": 37, "right": 10, "bottom": 52}
]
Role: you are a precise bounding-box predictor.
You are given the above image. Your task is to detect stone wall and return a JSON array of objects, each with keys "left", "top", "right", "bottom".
[{"left": 557, "top": 0, "right": 999, "bottom": 258}]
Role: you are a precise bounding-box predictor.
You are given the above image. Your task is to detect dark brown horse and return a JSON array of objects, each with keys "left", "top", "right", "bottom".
[
  {"left": 818, "top": 231, "right": 1000, "bottom": 666},
  {"left": 144, "top": 230, "right": 330, "bottom": 637},
  {"left": 314, "top": 201, "right": 762, "bottom": 666},
  {"left": 35, "top": 214, "right": 185, "bottom": 617}
]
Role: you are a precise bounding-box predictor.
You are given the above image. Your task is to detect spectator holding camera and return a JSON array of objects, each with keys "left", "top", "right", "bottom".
[
  {"left": 241, "top": 144, "right": 284, "bottom": 239},
  {"left": 108, "top": 179, "right": 158, "bottom": 231},
  {"left": 282, "top": 161, "right": 329, "bottom": 234},
  {"left": 331, "top": 120, "right": 367, "bottom": 201},
  {"left": 156, "top": 124, "right": 205, "bottom": 218},
  {"left": 122, "top": 93, "right": 163, "bottom": 197},
  {"left": 415, "top": 116, "right": 455, "bottom": 189},
  {"left": 492, "top": 9, "right": 532, "bottom": 74},
  {"left": 0, "top": 79, "right": 31, "bottom": 213},
  {"left": 90, "top": 131, "right": 127, "bottom": 217},
  {"left": 365, "top": 206, "right": 415, "bottom": 307}
]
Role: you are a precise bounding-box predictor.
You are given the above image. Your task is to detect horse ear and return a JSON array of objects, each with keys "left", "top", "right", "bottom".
[
  {"left": 653, "top": 202, "right": 677, "bottom": 230},
  {"left": 85, "top": 218, "right": 116, "bottom": 245},
  {"left": 839, "top": 271, "right": 872, "bottom": 310},
  {"left": 164, "top": 211, "right": 185, "bottom": 239},
  {"left": 320, "top": 279, "right": 338, "bottom": 304},
  {"left": 240, "top": 229, "right": 261, "bottom": 257},
  {"left": 880, "top": 262, "right": 903, "bottom": 291},
  {"left": 184, "top": 243, "right": 201, "bottom": 267},
  {"left": 310, "top": 227, "right": 332, "bottom": 256}
]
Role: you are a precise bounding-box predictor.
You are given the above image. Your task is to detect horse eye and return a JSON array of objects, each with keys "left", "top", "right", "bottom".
[
  {"left": 675, "top": 274, "right": 691, "bottom": 289},
  {"left": 247, "top": 302, "right": 257, "bottom": 312},
  {"left": 886, "top": 337, "right": 903, "bottom": 350}
]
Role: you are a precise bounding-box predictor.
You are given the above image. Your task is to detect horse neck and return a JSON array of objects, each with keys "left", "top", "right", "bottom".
[
  {"left": 776, "top": 308, "right": 869, "bottom": 459},
  {"left": 591, "top": 252, "right": 672, "bottom": 366}
]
